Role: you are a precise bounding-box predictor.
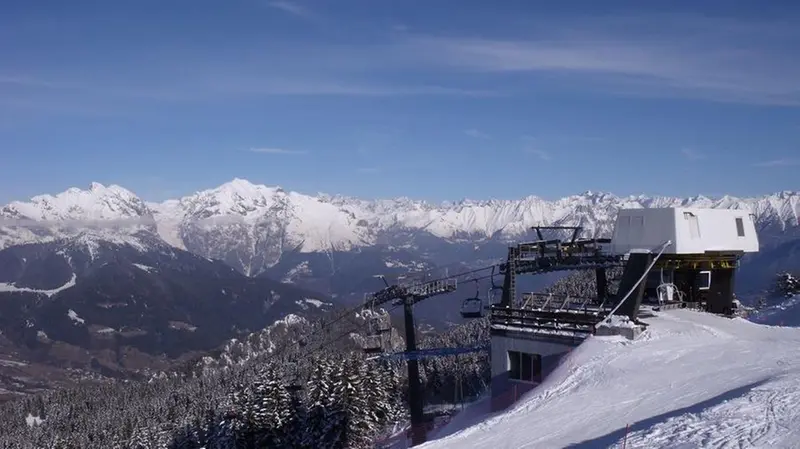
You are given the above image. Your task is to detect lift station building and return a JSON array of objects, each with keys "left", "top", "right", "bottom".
[{"left": 489, "top": 207, "right": 760, "bottom": 411}]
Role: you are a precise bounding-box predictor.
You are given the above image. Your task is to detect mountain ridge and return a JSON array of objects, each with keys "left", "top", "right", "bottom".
[{"left": 2, "top": 179, "right": 799, "bottom": 278}]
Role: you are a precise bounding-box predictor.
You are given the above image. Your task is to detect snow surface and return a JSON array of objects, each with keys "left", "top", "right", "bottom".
[
  {"left": 67, "top": 309, "right": 85, "bottom": 325},
  {"left": 0, "top": 273, "right": 76, "bottom": 297},
  {"left": 304, "top": 298, "right": 329, "bottom": 308},
  {"left": 133, "top": 263, "right": 155, "bottom": 273},
  {"left": 25, "top": 414, "right": 44, "bottom": 427},
  {"left": 423, "top": 309, "right": 800, "bottom": 449}
]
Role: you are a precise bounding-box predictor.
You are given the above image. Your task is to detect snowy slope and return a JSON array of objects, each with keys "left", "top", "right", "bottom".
[
  {"left": 423, "top": 309, "right": 800, "bottom": 449},
  {"left": 2, "top": 179, "right": 799, "bottom": 276}
]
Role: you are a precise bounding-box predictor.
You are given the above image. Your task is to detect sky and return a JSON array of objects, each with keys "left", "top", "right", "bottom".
[{"left": 1, "top": 0, "right": 799, "bottom": 205}]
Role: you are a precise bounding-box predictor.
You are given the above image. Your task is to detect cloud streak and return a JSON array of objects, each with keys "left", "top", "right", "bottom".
[
  {"left": 0, "top": 216, "right": 156, "bottom": 229},
  {"left": 753, "top": 158, "right": 800, "bottom": 167},
  {"left": 464, "top": 129, "right": 490, "bottom": 139},
  {"left": 4, "top": 14, "right": 799, "bottom": 108},
  {"left": 248, "top": 147, "right": 308, "bottom": 155},
  {"left": 266, "top": 1, "right": 315, "bottom": 20},
  {"left": 525, "top": 148, "right": 551, "bottom": 160},
  {"left": 681, "top": 148, "right": 705, "bottom": 160},
  {"left": 398, "top": 16, "right": 800, "bottom": 106},
  {"left": 357, "top": 167, "right": 380, "bottom": 174}
]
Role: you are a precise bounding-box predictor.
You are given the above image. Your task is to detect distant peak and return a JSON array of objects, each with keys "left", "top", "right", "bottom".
[
  {"left": 228, "top": 178, "right": 256, "bottom": 187},
  {"left": 90, "top": 182, "right": 106, "bottom": 191}
]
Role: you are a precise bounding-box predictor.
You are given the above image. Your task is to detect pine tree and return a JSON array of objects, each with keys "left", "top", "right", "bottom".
[{"left": 301, "top": 358, "right": 338, "bottom": 449}]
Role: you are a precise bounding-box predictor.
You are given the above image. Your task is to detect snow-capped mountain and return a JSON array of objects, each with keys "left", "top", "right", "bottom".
[
  {"left": 0, "top": 182, "right": 156, "bottom": 250},
  {"left": 2, "top": 179, "right": 799, "bottom": 283}
]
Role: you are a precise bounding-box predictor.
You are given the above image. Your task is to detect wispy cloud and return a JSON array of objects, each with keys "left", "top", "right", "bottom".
[
  {"left": 357, "top": 167, "right": 380, "bottom": 174},
  {"left": 1, "top": 72, "right": 497, "bottom": 107},
  {"left": 248, "top": 147, "right": 308, "bottom": 155},
  {"left": 464, "top": 129, "right": 490, "bottom": 139},
  {"left": 753, "top": 158, "right": 800, "bottom": 167},
  {"left": 398, "top": 16, "right": 800, "bottom": 106},
  {"left": 681, "top": 147, "right": 705, "bottom": 160},
  {"left": 266, "top": 1, "right": 315, "bottom": 20},
  {"left": 5, "top": 14, "right": 799, "bottom": 110},
  {"left": 525, "top": 148, "right": 551, "bottom": 160}
]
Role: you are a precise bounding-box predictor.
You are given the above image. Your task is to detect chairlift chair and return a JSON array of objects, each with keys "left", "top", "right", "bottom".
[
  {"left": 460, "top": 298, "right": 483, "bottom": 318},
  {"left": 362, "top": 308, "right": 388, "bottom": 354},
  {"left": 362, "top": 334, "right": 384, "bottom": 354},
  {"left": 485, "top": 266, "right": 504, "bottom": 309},
  {"left": 373, "top": 312, "right": 392, "bottom": 333},
  {"left": 460, "top": 279, "right": 484, "bottom": 318}
]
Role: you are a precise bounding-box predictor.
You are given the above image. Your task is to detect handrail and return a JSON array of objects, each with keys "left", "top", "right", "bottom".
[{"left": 595, "top": 240, "right": 673, "bottom": 329}]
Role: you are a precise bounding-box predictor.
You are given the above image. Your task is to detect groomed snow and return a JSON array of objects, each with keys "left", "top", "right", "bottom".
[{"left": 423, "top": 309, "right": 800, "bottom": 449}]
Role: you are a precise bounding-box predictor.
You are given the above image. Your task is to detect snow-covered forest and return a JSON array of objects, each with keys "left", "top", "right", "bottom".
[
  {"left": 0, "top": 268, "right": 791, "bottom": 448},
  {"left": 0, "top": 287, "right": 500, "bottom": 448}
]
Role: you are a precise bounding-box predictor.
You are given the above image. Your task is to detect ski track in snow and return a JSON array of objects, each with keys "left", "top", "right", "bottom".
[{"left": 423, "top": 310, "right": 800, "bottom": 449}]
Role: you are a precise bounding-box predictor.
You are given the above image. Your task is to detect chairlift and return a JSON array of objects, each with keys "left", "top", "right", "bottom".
[
  {"left": 361, "top": 307, "right": 389, "bottom": 354},
  {"left": 362, "top": 334, "right": 384, "bottom": 354},
  {"left": 485, "top": 266, "right": 504, "bottom": 309},
  {"left": 460, "top": 279, "right": 484, "bottom": 318}
]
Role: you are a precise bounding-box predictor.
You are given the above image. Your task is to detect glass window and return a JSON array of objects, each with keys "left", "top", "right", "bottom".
[
  {"left": 508, "top": 351, "right": 542, "bottom": 382},
  {"left": 735, "top": 218, "right": 745, "bottom": 237}
]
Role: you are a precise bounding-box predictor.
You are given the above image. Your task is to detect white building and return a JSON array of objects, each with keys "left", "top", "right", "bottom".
[{"left": 608, "top": 207, "right": 759, "bottom": 255}]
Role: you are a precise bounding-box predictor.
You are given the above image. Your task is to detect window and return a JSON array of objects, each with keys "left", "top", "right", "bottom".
[
  {"left": 735, "top": 218, "right": 745, "bottom": 237},
  {"left": 696, "top": 270, "right": 711, "bottom": 290},
  {"left": 630, "top": 216, "right": 644, "bottom": 243},
  {"left": 508, "top": 351, "right": 542, "bottom": 383}
]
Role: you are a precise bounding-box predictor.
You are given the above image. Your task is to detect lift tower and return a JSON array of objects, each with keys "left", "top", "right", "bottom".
[{"left": 364, "top": 276, "right": 457, "bottom": 446}]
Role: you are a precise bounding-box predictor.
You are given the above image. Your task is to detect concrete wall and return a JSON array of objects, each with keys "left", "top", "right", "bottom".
[
  {"left": 490, "top": 331, "right": 580, "bottom": 411},
  {"left": 610, "top": 208, "right": 759, "bottom": 255}
]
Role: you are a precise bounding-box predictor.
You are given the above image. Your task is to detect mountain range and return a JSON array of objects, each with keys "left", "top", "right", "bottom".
[
  {"left": 0, "top": 179, "right": 798, "bottom": 398},
  {"left": 3, "top": 179, "right": 798, "bottom": 274}
]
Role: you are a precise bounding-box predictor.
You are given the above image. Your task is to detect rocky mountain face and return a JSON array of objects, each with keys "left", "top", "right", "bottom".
[
  {"left": 0, "top": 229, "right": 332, "bottom": 399},
  {"left": 3, "top": 179, "right": 797, "bottom": 293}
]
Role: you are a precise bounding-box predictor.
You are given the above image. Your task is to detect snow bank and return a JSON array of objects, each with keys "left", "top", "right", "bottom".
[{"left": 423, "top": 309, "right": 800, "bottom": 448}]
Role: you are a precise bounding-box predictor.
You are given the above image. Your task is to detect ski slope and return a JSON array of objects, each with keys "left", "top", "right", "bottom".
[{"left": 423, "top": 309, "right": 800, "bottom": 449}]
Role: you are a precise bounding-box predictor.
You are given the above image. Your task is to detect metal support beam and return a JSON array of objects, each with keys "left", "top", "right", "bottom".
[
  {"left": 500, "top": 247, "right": 516, "bottom": 307},
  {"left": 404, "top": 296, "right": 425, "bottom": 446},
  {"left": 595, "top": 267, "right": 607, "bottom": 304}
]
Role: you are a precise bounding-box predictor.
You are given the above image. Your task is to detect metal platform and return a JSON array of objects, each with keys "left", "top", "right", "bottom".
[
  {"left": 405, "top": 279, "right": 458, "bottom": 302},
  {"left": 363, "top": 278, "right": 458, "bottom": 308},
  {"left": 490, "top": 306, "right": 609, "bottom": 337},
  {"left": 368, "top": 344, "right": 489, "bottom": 361}
]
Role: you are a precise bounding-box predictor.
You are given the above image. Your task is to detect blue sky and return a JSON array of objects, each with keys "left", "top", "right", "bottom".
[{"left": 1, "top": 0, "right": 799, "bottom": 204}]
